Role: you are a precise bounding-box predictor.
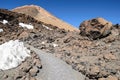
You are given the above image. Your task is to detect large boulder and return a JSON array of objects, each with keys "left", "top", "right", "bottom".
[{"left": 79, "top": 18, "right": 112, "bottom": 39}]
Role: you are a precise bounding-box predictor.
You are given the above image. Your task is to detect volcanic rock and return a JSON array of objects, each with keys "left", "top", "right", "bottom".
[
  {"left": 103, "top": 53, "right": 117, "bottom": 60},
  {"left": 79, "top": 17, "right": 112, "bottom": 39},
  {"left": 0, "top": 7, "right": 120, "bottom": 80},
  {"left": 29, "top": 66, "right": 39, "bottom": 77},
  {"left": 98, "top": 75, "right": 118, "bottom": 80},
  {"left": 0, "top": 8, "right": 60, "bottom": 43}
]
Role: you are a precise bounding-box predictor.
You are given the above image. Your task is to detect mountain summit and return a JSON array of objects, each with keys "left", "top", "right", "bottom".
[{"left": 12, "top": 5, "right": 78, "bottom": 31}]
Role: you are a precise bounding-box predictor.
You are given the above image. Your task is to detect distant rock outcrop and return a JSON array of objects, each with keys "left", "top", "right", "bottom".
[
  {"left": 79, "top": 17, "right": 112, "bottom": 39},
  {"left": 12, "top": 5, "right": 78, "bottom": 31}
]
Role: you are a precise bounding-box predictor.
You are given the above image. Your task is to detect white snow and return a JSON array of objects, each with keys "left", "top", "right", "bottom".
[
  {"left": 53, "top": 43, "right": 58, "bottom": 47},
  {"left": 42, "top": 24, "right": 53, "bottom": 30},
  {"left": 0, "top": 40, "right": 30, "bottom": 70},
  {"left": 41, "top": 41, "right": 45, "bottom": 44},
  {"left": 19, "top": 23, "right": 34, "bottom": 29},
  {"left": 0, "top": 20, "right": 8, "bottom": 24},
  {"left": 0, "top": 29, "right": 3, "bottom": 32},
  {"left": 3, "top": 20, "right": 8, "bottom": 24}
]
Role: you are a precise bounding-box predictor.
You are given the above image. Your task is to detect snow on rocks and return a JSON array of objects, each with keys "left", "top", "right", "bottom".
[
  {"left": 53, "top": 43, "right": 58, "bottom": 47},
  {"left": 0, "top": 20, "right": 8, "bottom": 24},
  {"left": 41, "top": 41, "right": 45, "bottom": 44},
  {"left": 42, "top": 24, "right": 53, "bottom": 30},
  {"left": 19, "top": 23, "right": 34, "bottom": 29},
  {"left": 2, "top": 20, "right": 8, "bottom": 24},
  {"left": 0, "top": 29, "right": 3, "bottom": 32},
  {"left": 0, "top": 40, "right": 30, "bottom": 70}
]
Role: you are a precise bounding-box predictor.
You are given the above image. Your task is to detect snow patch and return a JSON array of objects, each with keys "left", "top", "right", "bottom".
[
  {"left": 53, "top": 43, "right": 58, "bottom": 47},
  {"left": 41, "top": 41, "right": 45, "bottom": 44},
  {"left": 0, "top": 40, "right": 30, "bottom": 70},
  {"left": 0, "top": 29, "right": 3, "bottom": 32},
  {"left": 0, "top": 20, "right": 8, "bottom": 24},
  {"left": 42, "top": 24, "right": 53, "bottom": 30},
  {"left": 19, "top": 23, "right": 34, "bottom": 29}
]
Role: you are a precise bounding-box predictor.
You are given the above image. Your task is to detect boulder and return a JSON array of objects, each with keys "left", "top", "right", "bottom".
[
  {"left": 18, "top": 31, "right": 29, "bottom": 39},
  {"left": 29, "top": 66, "right": 39, "bottom": 77},
  {"left": 103, "top": 53, "right": 117, "bottom": 60},
  {"left": 107, "top": 75, "right": 118, "bottom": 80},
  {"left": 79, "top": 17, "right": 112, "bottom": 39},
  {"left": 98, "top": 75, "right": 118, "bottom": 80}
]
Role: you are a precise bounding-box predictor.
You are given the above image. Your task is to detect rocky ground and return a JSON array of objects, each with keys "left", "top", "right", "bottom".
[
  {"left": 0, "top": 9, "right": 120, "bottom": 80},
  {"left": 25, "top": 26, "right": 120, "bottom": 80}
]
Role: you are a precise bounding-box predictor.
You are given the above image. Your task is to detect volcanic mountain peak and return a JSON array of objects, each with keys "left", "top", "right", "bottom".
[{"left": 13, "top": 5, "right": 78, "bottom": 31}]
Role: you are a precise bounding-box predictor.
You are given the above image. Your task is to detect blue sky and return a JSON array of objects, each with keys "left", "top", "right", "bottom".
[{"left": 0, "top": 0, "right": 120, "bottom": 28}]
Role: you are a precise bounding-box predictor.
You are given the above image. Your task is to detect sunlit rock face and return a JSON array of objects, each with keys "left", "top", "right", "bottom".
[{"left": 79, "top": 17, "right": 112, "bottom": 39}]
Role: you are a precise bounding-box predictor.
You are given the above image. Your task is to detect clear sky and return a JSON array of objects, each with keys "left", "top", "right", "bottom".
[{"left": 0, "top": 0, "right": 120, "bottom": 28}]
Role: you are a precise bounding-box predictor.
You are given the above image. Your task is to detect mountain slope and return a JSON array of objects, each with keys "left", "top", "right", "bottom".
[
  {"left": 12, "top": 5, "right": 78, "bottom": 31},
  {"left": 0, "top": 8, "right": 120, "bottom": 80}
]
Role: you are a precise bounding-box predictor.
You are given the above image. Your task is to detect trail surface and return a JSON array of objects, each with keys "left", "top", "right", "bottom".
[{"left": 26, "top": 44, "right": 85, "bottom": 80}]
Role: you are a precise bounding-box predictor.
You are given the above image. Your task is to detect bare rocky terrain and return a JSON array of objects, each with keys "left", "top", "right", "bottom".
[
  {"left": 0, "top": 8, "right": 120, "bottom": 80},
  {"left": 12, "top": 5, "right": 78, "bottom": 31}
]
